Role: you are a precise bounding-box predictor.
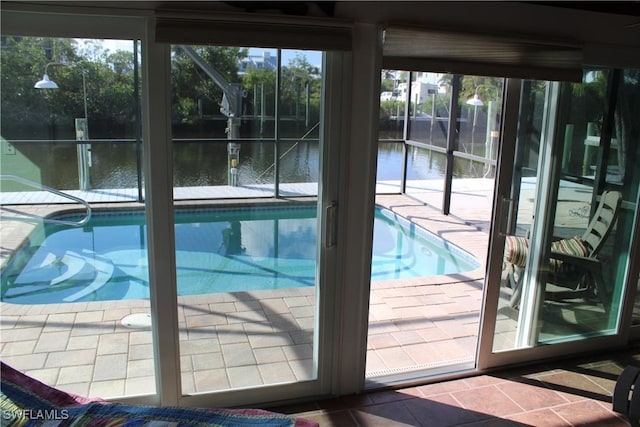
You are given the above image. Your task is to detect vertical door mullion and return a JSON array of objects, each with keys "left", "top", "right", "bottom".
[
  {"left": 515, "top": 81, "right": 563, "bottom": 348},
  {"left": 316, "top": 51, "right": 347, "bottom": 394},
  {"left": 142, "top": 24, "right": 181, "bottom": 405},
  {"left": 335, "top": 22, "right": 382, "bottom": 395}
]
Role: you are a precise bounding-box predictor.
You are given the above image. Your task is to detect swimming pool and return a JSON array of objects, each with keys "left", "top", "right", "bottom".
[{"left": 1, "top": 205, "right": 479, "bottom": 304}]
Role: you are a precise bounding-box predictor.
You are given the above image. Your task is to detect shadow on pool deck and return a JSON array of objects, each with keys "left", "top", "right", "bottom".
[{"left": 0, "top": 192, "right": 494, "bottom": 399}]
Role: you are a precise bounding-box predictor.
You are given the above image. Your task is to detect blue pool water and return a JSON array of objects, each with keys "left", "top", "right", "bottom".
[{"left": 1, "top": 205, "right": 479, "bottom": 304}]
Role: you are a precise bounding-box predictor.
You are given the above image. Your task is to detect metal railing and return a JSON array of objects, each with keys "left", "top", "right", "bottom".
[{"left": 0, "top": 175, "right": 92, "bottom": 227}]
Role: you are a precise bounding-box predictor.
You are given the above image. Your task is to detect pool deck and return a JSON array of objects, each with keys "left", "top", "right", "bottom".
[{"left": 1, "top": 179, "right": 513, "bottom": 398}]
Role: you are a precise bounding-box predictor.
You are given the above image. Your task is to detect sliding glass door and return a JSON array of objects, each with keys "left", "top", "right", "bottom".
[
  {"left": 0, "top": 27, "right": 153, "bottom": 399},
  {"left": 167, "top": 44, "right": 329, "bottom": 398},
  {"left": 482, "top": 69, "right": 640, "bottom": 363},
  {"left": 2, "top": 7, "right": 346, "bottom": 407},
  {"left": 370, "top": 71, "right": 503, "bottom": 382}
]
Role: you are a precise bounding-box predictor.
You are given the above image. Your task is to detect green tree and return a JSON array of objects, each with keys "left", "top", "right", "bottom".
[
  {"left": 1, "top": 36, "right": 80, "bottom": 138},
  {"left": 380, "top": 71, "right": 395, "bottom": 93},
  {"left": 380, "top": 69, "right": 404, "bottom": 94},
  {"left": 435, "top": 75, "right": 503, "bottom": 107},
  {"left": 242, "top": 66, "right": 276, "bottom": 118},
  {"left": 1, "top": 36, "right": 137, "bottom": 139},
  {"left": 170, "top": 45, "right": 247, "bottom": 124},
  {"left": 280, "top": 54, "right": 321, "bottom": 127},
  {"left": 379, "top": 100, "right": 404, "bottom": 119}
]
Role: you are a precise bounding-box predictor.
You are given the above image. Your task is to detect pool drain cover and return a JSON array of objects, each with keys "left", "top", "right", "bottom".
[{"left": 121, "top": 313, "right": 152, "bottom": 329}]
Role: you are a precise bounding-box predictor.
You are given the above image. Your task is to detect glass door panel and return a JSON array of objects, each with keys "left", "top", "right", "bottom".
[
  {"left": 169, "top": 45, "right": 324, "bottom": 394},
  {"left": 492, "top": 79, "right": 546, "bottom": 351},
  {"left": 493, "top": 68, "right": 640, "bottom": 352},
  {"left": 368, "top": 72, "right": 504, "bottom": 382},
  {"left": 0, "top": 36, "right": 153, "bottom": 399}
]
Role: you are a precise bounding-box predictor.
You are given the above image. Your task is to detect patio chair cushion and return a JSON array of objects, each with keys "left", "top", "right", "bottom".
[
  {"left": 505, "top": 235, "right": 528, "bottom": 268},
  {"left": 550, "top": 236, "right": 590, "bottom": 273},
  {"left": 504, "top": 235, "right": 589, "bottom": 272}
]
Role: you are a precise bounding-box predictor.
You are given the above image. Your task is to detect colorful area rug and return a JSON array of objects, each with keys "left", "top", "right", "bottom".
[{"left": 1, "top": 362, "right": 318, "bottom": 426}]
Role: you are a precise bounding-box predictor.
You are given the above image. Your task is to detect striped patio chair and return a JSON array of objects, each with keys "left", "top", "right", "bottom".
[{"left": 503, "top": 190, "right": 622, "bottom": 310}]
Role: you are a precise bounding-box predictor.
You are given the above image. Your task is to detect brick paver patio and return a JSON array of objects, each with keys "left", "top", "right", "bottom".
[{"left": 0, "top": 181, "right": 506, "bottom": 399}]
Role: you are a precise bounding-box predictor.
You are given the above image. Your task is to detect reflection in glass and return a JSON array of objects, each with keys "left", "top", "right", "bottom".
[{"left": 495, "top": 69, "right": 640, "bottom": 352}]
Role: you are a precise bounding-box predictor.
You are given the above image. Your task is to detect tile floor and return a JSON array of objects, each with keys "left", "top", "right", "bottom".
[{"left": 273, "top": 344, "right": 640, "bottom": 426}]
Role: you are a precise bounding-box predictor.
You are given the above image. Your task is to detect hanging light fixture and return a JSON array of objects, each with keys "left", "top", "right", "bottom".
[
  {"left": 466, "top": 92, "right": 484, "bottom": 106},
  {"left": 34, "top": 63, "right": 61, "bottom": 89},
  {"left": 34, "top": 74, "right": 58, "bottom": 89}
]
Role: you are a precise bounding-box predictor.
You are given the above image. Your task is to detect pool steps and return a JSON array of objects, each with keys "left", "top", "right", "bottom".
[
  {"left": 63, "top": 251, "right": 114, "bottom": 302},
  {"left": 4, "top": 249, "right": 115, "bottom": 302},
  {"left": 47, "top": 252, "right": 86, "bottom": 286}
]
